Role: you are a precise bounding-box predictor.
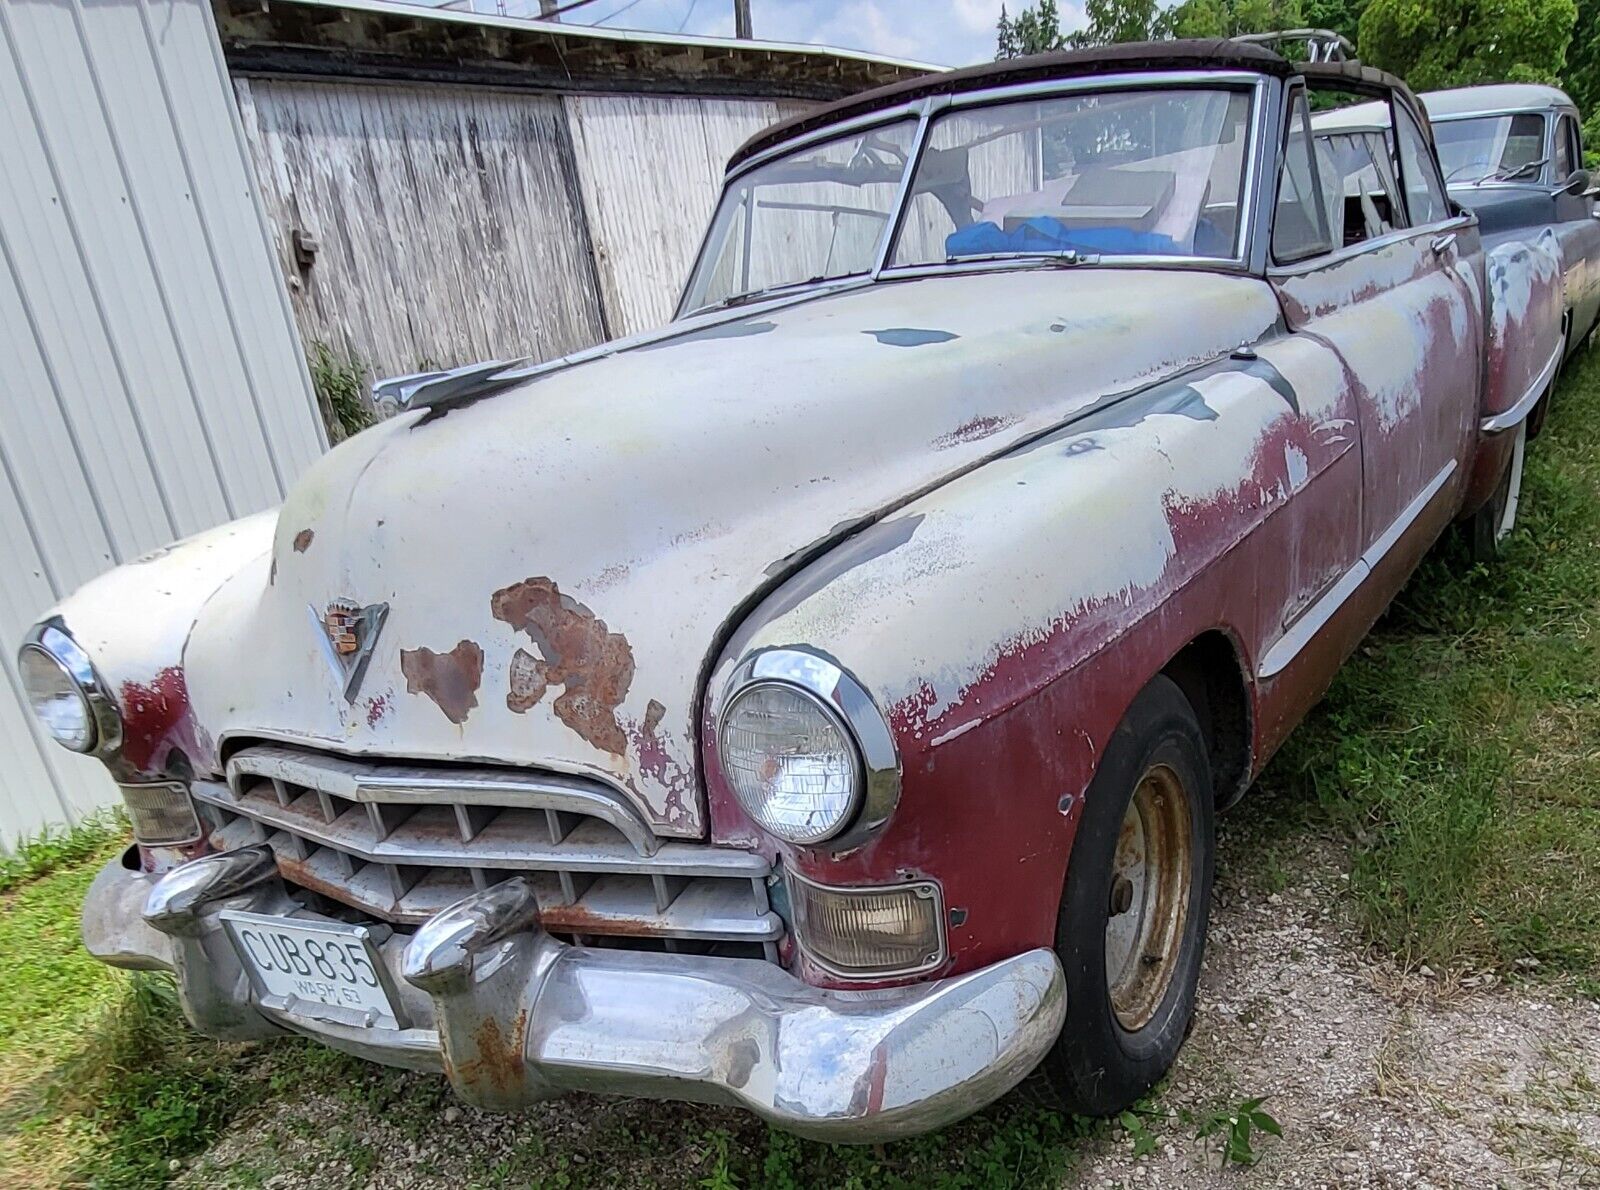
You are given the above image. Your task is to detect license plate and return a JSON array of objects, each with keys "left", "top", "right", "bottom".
[{"left": 221, "top": 911, "right": 399, "bottom": 1029}]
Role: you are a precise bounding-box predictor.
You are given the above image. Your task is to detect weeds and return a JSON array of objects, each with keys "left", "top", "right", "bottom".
[
  {"left": 308, "top": 341, "right": 374, "bottom": 442},
  {"left": 0, "top": 809, "right": 126, "bottom": 893},
  {"left": 1193, "top": 1096, "right": 1282, "bottom": 1167}
]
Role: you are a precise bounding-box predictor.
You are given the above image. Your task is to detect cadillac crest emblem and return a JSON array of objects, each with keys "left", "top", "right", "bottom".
[{"left": 310, "top": 598, "right": 389, "bottom": 703}]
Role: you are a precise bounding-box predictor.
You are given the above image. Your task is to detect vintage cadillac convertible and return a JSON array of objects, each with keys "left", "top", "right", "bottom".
[{"left": 20, "top": 41, "right": 1564, "bottom": 1140}]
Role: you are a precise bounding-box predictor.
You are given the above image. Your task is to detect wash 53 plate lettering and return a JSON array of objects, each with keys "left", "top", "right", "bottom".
[{"left": 221, "top": 911, "right": 398, "bottom": 1029}]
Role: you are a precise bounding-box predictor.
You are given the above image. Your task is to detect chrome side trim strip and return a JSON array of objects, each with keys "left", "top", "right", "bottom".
[
  {"left": 1258, "top": 459, "right": 1458, "bottom": 679},
  {"left": 1481, "top": 341, "right": 1561, "bottom": 433}
]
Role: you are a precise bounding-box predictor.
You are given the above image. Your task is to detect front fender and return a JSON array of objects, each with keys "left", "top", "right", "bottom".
[
  {"left": 1484, "top": 233, "right": 1565, "bottom": 424},
  {"left": 703, "top": 342, "right": 1344, "bottom": 981},
  {"left": 37, "top": 511, "right": 278, "bottom": 778}
]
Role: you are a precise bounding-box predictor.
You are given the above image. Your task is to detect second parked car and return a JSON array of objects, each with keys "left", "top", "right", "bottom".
[{"left": 1425, "top": 84, "right": 1600, "bottom": 367}]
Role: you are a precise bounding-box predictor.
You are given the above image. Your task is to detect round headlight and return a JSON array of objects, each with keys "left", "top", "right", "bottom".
[
  {"left": 20, "top": 644, "right": 97, "bottom": 752},
  {"left": 718, "top": 682, "right": 862, "bottom": 845}
]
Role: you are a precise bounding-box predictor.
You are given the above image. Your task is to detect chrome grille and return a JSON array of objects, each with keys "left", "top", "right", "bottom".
[{"left": 195, "top": 744, "right": 781, "bottom": 959}]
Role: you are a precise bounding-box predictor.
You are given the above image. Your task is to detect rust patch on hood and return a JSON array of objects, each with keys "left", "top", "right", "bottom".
[
  {"left": 400, "top": 641, "right": 484, "bottom": 725},
  {"left": 292, "top": 529, "right": 314, "bottom": 553},
  {"left": 491, "top": 577, "right": 634, "bottom": 755}
]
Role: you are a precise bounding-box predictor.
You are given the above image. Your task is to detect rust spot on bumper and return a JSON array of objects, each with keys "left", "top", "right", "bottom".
[
  {"left": 490, "top": 577, "right": 634, "bottom": 755},
  {"left": 454, "top": 1009, "right": 529, "bottom": 1096},
  {"left": 400, "top": 640, "right": 484, "bottom": 725}
]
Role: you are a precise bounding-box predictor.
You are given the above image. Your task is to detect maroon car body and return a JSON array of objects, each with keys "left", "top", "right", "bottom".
[{"left": 24, "top": 41, "right": 1561, "bottom": 1139}]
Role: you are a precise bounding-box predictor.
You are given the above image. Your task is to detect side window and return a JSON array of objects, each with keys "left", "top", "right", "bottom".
[
  {"left": 1559, "top": 115, "right": 1582, "bottom": 179},
  {"left": 1317, "top": 131, "right": 1404, "bottom": 246},
  {"left": 1393, "top": 103, "right": 1449, "bottom": 225},
  {"left": 1272, "top": 91, "right": 1333, "bottom": 262}
]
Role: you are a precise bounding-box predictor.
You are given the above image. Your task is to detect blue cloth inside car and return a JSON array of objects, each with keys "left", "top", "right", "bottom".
[{"left": 945, "top": 218, "right": 1181, "bottom": 258}]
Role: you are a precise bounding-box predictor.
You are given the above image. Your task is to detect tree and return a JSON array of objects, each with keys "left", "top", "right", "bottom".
[
  {"left": 996, "top": 0, "right": 1066, "bottom": 56},
  {"left": 996, "top": 0, "right": 1161, "bottom": 57},
  {"left": 1300, "top": 0, "right": 1365, "bottom": 47},
  {"left": 1565, "top": 0, "right": 1600, "bottom": 111},
  {"left": 1357, "top": 0, "right": 1577, "bottom": 91},
  {"left": 1067, "top": 0, "right": 1161, "bottom": 46},
  {"left": 1161, "top": 0, "right": 1305, "bottom": 38}
]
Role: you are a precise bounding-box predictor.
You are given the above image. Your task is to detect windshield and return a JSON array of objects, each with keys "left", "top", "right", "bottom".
[
  {"left": 890, "top": 88, "right": 1253, "bottom": 266},
  {"left": 681, "top": 86, "right": 1259, "bottom": 313},
  {"left": 1435, "top": 113, "right": 1546, "bottom": 185},
  {"left": 681, "top": 120, "right": 918, "bottom": 312}
]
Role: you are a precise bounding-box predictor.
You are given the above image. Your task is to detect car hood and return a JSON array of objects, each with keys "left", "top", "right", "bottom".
[{"left": 184, "top": 267, "right": 1280, "bottom": 837}]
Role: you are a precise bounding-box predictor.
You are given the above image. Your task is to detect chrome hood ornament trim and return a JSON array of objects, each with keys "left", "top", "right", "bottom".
[{"left": 312, "top": 599, "right": 389, "bottom": 703}]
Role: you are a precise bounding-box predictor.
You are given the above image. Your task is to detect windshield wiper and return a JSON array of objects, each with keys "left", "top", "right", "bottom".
[
  {"left": 703, "top": 275, "right": 833, "bottom": 312},
  {"left": 1476, "top": 157, "right": 1547, "bottom": 186},
  {"left": 944, "top": 250, "right": 1103, "bottom": 267}
]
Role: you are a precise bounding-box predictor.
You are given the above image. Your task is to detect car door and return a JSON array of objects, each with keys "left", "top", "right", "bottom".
[
  {"left": 1551, "top": 111, "right": 1600, "bottom": 342},
  {"left": 1270, "top": 91, "right": 1478, "bottom": 566},
  {"left": 1248, "top": 86, "right": 1366, "bottom": 702}
]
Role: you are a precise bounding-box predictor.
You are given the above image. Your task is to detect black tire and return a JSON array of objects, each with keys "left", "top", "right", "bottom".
[
  {"left": 1525, "top": 387, "right": 1551, "bottom": 440},
  {"left": 1029, "top": 674, "right": 1216, "bottom": 1116},
  {"left": 1469, "top": 422, "right": 1526, "bottom": 563}
]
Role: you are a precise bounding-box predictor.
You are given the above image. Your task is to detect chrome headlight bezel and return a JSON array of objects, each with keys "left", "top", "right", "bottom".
[
  {"left": 716, "top": 648, "right": 901, "bottom": 850},
  {"left": 19, "top": 620, "right": 122, "bottom": 756}
]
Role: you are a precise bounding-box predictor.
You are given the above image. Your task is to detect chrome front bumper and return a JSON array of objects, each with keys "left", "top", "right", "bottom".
[{"left": 82, "top": 846, "right": 1066, "bottom": 1142}]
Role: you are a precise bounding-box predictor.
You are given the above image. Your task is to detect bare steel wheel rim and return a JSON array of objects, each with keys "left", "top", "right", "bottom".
[{"left": 1104, "top": 763, "right": 1194, "bottom": 1032}]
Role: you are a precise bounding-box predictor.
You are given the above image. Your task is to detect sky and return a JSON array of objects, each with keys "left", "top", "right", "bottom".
[{"left": 449, "top": 0, "right": 1088, "bottom": 68}]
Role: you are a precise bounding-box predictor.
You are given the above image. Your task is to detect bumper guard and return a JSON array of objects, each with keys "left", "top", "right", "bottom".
[{"left": 82, "top": 846, "right": 1066, "bottom": 1142}]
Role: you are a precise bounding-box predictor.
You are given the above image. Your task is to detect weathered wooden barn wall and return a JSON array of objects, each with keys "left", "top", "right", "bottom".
[
  {"left": 565, "top": 94, "right": 809, "bottom": 335},
  {"left": 235, "top": 78, "right": 611, "bottom": 375},
  {"left": 234, "top": 77, "right": 813, "bottom": 376}
]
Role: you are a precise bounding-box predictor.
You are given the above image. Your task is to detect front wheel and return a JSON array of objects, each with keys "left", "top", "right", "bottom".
[
  {"left": 1469, "top": 421, "right": 1527, "bottom": 563},
  {"left": 1029, "top": 674, "right": 1216, "bottom": 1116}
]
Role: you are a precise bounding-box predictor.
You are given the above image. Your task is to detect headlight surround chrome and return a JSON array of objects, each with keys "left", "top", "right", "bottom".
[
  {"left": 716, "top": 648, "right": 900, "bottom": 850},
  {"left": 18, "top": 620, "right": 122, "bottom": 756}
]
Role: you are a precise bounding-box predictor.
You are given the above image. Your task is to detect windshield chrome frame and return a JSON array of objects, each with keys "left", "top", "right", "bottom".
[{"left": 675, "top": 69, "right": 1274, "bottom": 319}]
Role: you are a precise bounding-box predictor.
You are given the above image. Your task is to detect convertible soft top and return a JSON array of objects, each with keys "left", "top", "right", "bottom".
[{"left": 727, "top": 38, "right": 1295, "bottom": 170}]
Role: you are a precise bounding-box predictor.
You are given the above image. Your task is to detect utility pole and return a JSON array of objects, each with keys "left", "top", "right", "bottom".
[
  {"left": 538, "top": 0, "right": 560, "bottom": 18},
  {"left": 733, "top": 0, "right": 751, "bottom": 38}
]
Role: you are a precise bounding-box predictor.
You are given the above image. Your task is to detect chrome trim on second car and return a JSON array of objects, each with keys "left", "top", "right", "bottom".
[
  {"left": 721, "top": 647, "right": 902, "bottom": 852},
  {"left": 1482, "top": 341, "right": 1562, "bottom": 433}
]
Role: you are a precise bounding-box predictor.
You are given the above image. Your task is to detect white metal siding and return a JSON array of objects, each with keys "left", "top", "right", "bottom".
[{"left": 0, "top": 0, "right": 325, "bottom": 848}]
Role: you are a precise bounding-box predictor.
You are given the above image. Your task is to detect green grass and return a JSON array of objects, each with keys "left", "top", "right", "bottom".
[
  {"left": 0, "top": 810, "right": 127, "bottom": 894},
  {"left": 1250, "top": 344, "right": 1600, "bottom": 981},
  {"left": 7, "top": 349, "right": 1600, "bottom": 1185},
  {"left": 0, "top": 828, "right": 271, "bottom": 1188}
]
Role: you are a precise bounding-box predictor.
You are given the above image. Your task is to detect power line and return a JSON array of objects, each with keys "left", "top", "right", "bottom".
[
  {"left": 589, "top": 0, "right": 646, "bottom": 24},
  {"left": 534, "top": 0, "right": 607, "bottom": 20},
  {"left": 675, "top": 0, "right": 700, "bottom": 33}
]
